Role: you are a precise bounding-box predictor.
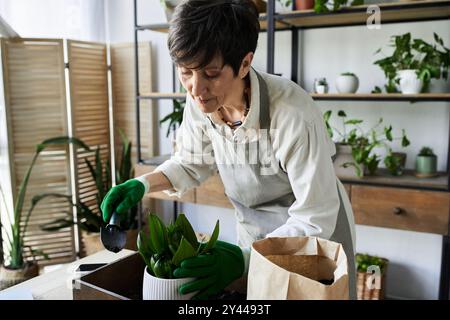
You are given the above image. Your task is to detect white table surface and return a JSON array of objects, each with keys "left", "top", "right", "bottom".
[{"left": 0, "top": 249, "right": 135, "bottom": 300}]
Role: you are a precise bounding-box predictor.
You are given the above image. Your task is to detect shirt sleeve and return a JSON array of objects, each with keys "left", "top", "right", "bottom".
[
  {"left": 155, "top": 96, "right": 217, "bottom": 198},
  {"left": 266, "top": 106, "right": 340, "bottom": 240}
]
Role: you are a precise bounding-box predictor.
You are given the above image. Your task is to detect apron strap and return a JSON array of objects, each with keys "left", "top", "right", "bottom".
[{"left": 254, "top": 70, "right": 270, "bottom": 130}]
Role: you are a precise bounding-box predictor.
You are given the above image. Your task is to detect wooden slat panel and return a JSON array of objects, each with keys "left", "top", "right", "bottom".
[
  {"left": 68, "top": 40, "right": 110, "bottom": 220},
  {"left": 352, "top": 185, "right": 450, "bottom": 235},
  {"left": 1, "top": 38, "right": 75, "bottom": 265},
  {"left": 111, "top": 42, "right": 156, "bottom": 163}
]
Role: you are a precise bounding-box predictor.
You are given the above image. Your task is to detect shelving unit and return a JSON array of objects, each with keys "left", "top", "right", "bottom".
[{"left": 134, "top": 0, "right": 450, "bottom": 299}]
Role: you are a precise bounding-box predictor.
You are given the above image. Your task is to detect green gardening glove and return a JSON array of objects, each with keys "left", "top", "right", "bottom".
[
  {"left": 100, "top": 179, "right": 146, "bottom": 223},
  {"left": 173, "top": 240, "right": 245, "bottom": 300}
]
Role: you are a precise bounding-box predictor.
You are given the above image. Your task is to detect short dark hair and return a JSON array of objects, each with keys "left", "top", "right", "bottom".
[{"left": 168, "top": 0, "right": 260, "bottom": 76}]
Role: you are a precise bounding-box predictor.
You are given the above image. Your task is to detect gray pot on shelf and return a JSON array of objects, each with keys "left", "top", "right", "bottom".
[
  {"left": 415, "top": 154, "right": 438, "bottom": 178},
  {"left": 333, "top": 143, "right": 364, "bottom": 178}
]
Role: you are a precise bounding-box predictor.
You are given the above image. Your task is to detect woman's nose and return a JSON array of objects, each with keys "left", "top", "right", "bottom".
[{"left": 190, "top": 75, "right": 207, "bottom": 97}]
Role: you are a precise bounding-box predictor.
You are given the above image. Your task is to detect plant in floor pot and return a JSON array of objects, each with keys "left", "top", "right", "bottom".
[
  {"left": 0, "top": 137, "right": 89, "bottom": 290},
  {"left": 374, "top": 32, "right": 450, "bottom": 94},
  {"left": 138, "top": 213, "right": 219, "bottom": 300},
  {"left": 356, "top": 253, "right": 388, "bottom": 300},
  {"left": 336, "top": 72, "right": 359, "bottom": 93},
  {"left": 36, "top": 130, "right": 140, "bottom": 256},
  {"left": 415, "top": 146, "right": 438, "bottom": 178}
]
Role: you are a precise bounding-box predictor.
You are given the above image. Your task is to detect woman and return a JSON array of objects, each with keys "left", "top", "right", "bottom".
[{"left": 101, "top": 0, "right": 356, "bottom": 299}]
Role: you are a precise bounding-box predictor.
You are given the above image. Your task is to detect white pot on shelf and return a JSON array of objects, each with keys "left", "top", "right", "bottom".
[
  {"left": 397, "top": 69, "right": 423, "bottom": 94},
  {"left": 142, "top": 267, "right": 196, "bottom": 300},
  {"left": 336, "top": 74, "right": 359, "bottom": 93}
]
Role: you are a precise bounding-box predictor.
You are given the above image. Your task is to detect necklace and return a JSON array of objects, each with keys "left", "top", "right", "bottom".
[{"left": 219, "top": 87, "right": 250, "bottom": 129}]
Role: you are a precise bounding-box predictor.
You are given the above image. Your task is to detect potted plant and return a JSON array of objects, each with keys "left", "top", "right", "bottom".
[
  {"left": 324, "top": 110, "right": 410, "bottom": 177},
  {"left": 295, "top": 0, "right": 314, "bottom": 10},
  {"left": 356, "top": 253, "right": 388, "bottom": 300},
  {"left": 384, "top": 150, "right": 407, "bottom": 176},
  {"left": 314, "top": 0, "right": 364, "bottom": 14},
  {"left": 314, "top": 77, "right": 329, "bottom": 93},
  {"left": 138, "top": 213, "right": 219, "bottom": 300},
  {"left": 336, "top": 72, "right": 359, "bottom": 93},
  {"left": 36, "top": 130, "right": 140, "bottom": 256},
  {"left": 415, "top": 147, "right": 438, "bottom": 178},
  {"left": 0, "top": 137, "right": 89, "bottom": 290},
  {"left": 373, "top": 32, "right": 450, "bottom": 94}
]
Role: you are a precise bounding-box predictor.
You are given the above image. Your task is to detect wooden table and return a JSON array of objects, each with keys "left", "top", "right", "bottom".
[{"left": 0, "top": 249, "right": 135, "bottom": 300}]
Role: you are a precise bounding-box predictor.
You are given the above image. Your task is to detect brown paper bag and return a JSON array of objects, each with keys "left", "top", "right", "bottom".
[{"left": 247, "top": 236, "right": 349, "bottom": 300}]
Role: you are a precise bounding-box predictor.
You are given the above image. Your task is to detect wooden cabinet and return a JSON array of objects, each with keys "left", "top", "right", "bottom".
[
  {"left": 137, "top": 163, "right": 450, "bottom": 236},
  {"left": 352, "top": 185, "right": 450, "bottom": 235}
]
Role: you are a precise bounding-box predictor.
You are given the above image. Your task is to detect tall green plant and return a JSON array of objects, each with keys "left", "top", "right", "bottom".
[
  {"left": 138, "top": 213, "right": 219, "bottom": 279},
  {"left": 0, "top": 137, "right": 89, "bottom": 269},
  {"left": 373, "top": 32, "right": 450, "bottom": 93}
]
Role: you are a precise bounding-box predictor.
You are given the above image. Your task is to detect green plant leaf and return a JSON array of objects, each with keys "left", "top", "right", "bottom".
[
  {"left": 200, "top": 220, "right": 219, "bottom": 255},
  {"left": 137, "top": 231, "right": 153, "bottom": 267},
  {"left": 172, "top": 236, "right": 197, "bottom": 267},
  {"left": 344, "top": 119, "right": 363, "bottom": 125},
  {"left": 148, "top": 214, "right": 168, "bottom": 255},
  {"left": 175, "top": 213, "right": 199, "bottom": 249}
]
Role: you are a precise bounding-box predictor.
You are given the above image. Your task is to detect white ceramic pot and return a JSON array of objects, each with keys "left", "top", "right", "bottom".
[
  {"left": 316, "top": 85, "right": 327, "bottom": 94},
  {"left": 142, "top": 267, "right": 196, "bottom": 300},
  {"left": 397, "top": 69, "right": 423, "bottom": 94},
  {"left": 336, "top": 75, "right": 359, "bottom": 93}
]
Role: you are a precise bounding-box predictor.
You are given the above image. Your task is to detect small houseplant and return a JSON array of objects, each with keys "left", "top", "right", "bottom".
[
  {"left": 384, "top": 150, "right": 407, "bottom": 176},
  {"left": 356, "top": 253, "right": 388, "bottom": 300},
  {"left": 415, "top": 147, "right": 438, "bottom": 178},
  {"left": 314, "top": 77, "right": 329, "bottom": 94},
  {"left": 373, "top": 32, "right": 450, "bottom": 94},
  {"left": 138, "top": 213, "right": 219, "bottom": 300},
  {"left": 324, "top": 110, "right": 410, "bottom": 177},
  {"left": 336, "top": 72, "right": 359, "bottom": 93},
  {"left": 0, "top": 137, "right": 89, "bottom": 290},
  {"left": 314, "top": 0, "right": 364, "bottom": 14}
]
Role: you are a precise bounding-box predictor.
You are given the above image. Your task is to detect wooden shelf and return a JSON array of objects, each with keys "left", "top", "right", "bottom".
[
  {"left": 138, "top": 1, "right": 450, "bottom": 32},
  {"left": 138, "top": 92, "right": 186, "bottom": 100},
  {"left": 339, "top": 169, "right": 449, "bottom": 191},
  {"left": 277, "top": 0, "right": 450, "bottom": 29},
  {"left": 311, "top": 93, "right": 450, "bottom": 101}
]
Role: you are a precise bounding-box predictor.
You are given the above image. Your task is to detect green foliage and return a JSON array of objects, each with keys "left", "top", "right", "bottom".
[
  {"left": 356, "top": 253, "right": 388, "bottom": 273},
  {"left": 138, "top": 213, "right": 219, "bottom": 279},
  {"left": 324, "top": 110, "right": 410, "bottom": 177},
  {"left": 277, "top": 0, "right": 292, "bottom": 8},
  {"left": 0, "top": 137, "right": 89, "bottom": 269},
  {"left": 37, "top": 130, "right": 137, "bottom": 234},
  {"left": 314, "top": 0, "right": 363, "bottom": 14},
  {"left": 160, "top": 99, "right": 185, "bottom": 138},
  {"left": 373, "top": 32, "right": 450, "bottom": 93},
  {"left": 418, "top": 146, "right": 436, "bottom": 157},
  {"left": 383, "top": 151, "right": 405, "bottom": 176}
]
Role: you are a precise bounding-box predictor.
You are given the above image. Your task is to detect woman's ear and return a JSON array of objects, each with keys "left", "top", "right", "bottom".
[{"left": 240, "top": 52, "right": 254, "bottom": 79}]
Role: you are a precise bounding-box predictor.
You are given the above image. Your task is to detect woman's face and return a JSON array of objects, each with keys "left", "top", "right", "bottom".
[{"left": 177, "top": 54, "right": 252, "bottom": 114}]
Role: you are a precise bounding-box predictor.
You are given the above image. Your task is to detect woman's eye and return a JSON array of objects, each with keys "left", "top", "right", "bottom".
[{"left": 205, "top": 73, "right": 219, "bottom": 79}]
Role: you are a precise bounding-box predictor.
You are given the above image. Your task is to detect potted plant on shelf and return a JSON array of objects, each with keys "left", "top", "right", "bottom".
[
  {"left": 324, "top": 110, "right": 410, "bottom": 177},
  {"left": 373, "top": 32, "right": 450, "bottom": 94},
  {"left": 138, "top": 213, "right": 219, "bottom": 300},
  {"left": 314, "top": 77, "right": 329, "bottom": 94},
  {"left": 0, "top": 136, "right": 89, "bottom": 290},
  {"left": 415, "top": 146, "right": 438, "bottom": 178},
  {"left": 384, "top": 150, "right": 407, "bottom": 176},
  {"left": 356, "top": 253, "right": 388, "bottom": 300},
  {"left": 295, "top": 0, "right": 314, "bottom": 10},
  {"left": 314, "top": 0, "right": 364, "bottom": 14},
  {"left": 336, "top": 72, "right": 360, "bottom": 93}
]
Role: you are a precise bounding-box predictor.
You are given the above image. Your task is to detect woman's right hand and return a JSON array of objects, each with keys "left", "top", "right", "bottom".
[{"left": 100, "top": 179, "right": 147, "bottom": 223}]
